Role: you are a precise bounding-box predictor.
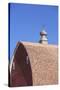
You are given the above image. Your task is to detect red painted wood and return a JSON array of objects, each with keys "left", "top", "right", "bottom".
[{"left": 9, "top": 42, "right": 33, "bottom": 87}]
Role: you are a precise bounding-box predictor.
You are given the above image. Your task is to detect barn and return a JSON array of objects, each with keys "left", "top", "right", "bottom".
[{"left": 9, "top": 41, "right": 58, "bottom": 87}]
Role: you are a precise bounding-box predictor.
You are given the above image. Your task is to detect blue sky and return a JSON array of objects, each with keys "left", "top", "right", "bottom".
[{"left": 9, "top": 3, "right": 58, "bottom": 58}]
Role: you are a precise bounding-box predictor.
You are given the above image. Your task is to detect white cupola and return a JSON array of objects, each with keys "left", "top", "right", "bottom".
[{"left": 39, "top": 29, "right": 48, "bottom": 44}]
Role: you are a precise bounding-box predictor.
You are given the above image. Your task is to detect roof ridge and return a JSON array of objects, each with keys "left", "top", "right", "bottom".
[{"left": 16, "top": 41, "right": 58, "bottom": 48}]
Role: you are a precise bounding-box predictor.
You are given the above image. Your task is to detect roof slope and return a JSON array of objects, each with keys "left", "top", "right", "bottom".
[{"left": 10, "top": 42, "right": 58, "bottom": 86}]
